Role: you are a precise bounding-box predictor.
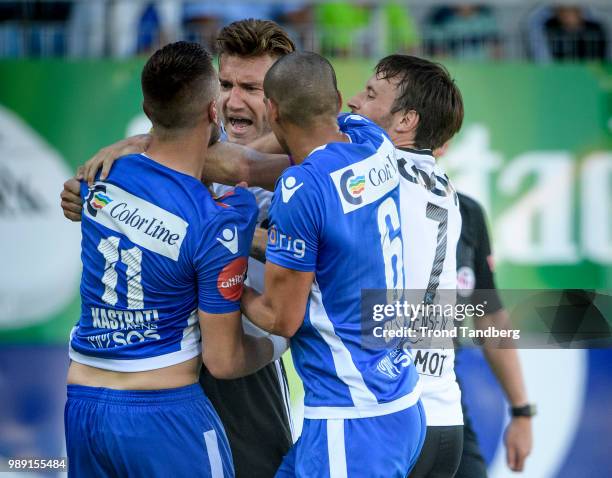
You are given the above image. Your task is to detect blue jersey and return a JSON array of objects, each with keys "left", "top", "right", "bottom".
[
  {"left": 266, "top": 114, "right": 421, "bottom": 419},
  {"left": 69, "top": 154, "right": 258, "bottom": 372}
]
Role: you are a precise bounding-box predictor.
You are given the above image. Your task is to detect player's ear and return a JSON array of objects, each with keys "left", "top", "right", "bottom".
[
  {"left": 208, "top": 100, "right": 218, "bottom": 126},
  {"left": 266, "top": 97, "right": 280, "bottom": 125},
  {"left": 336, "top": 90, "right": 343, "bottom": 115},
  {"left": 396, "top": 109, "right": 419, "bottom": 137}
]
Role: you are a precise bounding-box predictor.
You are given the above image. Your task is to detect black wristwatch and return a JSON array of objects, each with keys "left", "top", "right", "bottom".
[{"left": 510, "top": 403, "right": 537, "bottom": 418}]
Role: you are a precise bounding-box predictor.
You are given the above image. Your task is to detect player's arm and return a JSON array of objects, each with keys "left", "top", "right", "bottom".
[
  {"left": 198, "top": 309, "right": 273, "bottom": 379},
  {"left": 81, "top": 134, "right": 152, "bottom": 185},
  {"left": 248, "top": 131, "right": 284, "bottom": 154},
  {"left": 201, "top": 141, "right": 289, "bottom": 191},
  {"left": 59, "top": 134, "right": 152, "bottom": 221},
  {"left": 241, "top": 167, "right": 321, "bottom": 337},
  {"left": 196, "top": 187, "right": 283, "bottom": 378},
  {"left": 241, "top": 265, "right": 313, "bottom": 337},
  {"left": 249, "top": 226, "right": 268, "bottom": 263},
  {"left": 470, "top": 201, "right": 532, "bottom": 472},
  {"left": 478, "top": 318, "right": 531, "bottom": 472}
]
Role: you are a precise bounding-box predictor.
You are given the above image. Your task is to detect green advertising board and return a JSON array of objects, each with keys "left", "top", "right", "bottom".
[{"left": 1, "top": 60, "right": 611, "bottom": 343}]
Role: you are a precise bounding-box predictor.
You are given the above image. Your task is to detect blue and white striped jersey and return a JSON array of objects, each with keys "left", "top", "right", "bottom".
[
  {"left": 69, "top": 153, "right": 258, "bottom": 372},
  {"left": 266, "top": 114, "right": 421, "bottom": 419}
]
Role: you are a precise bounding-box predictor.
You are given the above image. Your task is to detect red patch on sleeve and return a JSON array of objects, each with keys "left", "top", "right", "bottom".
[{"left": 217, "top": 257, "right": 248, "bottom": 301}]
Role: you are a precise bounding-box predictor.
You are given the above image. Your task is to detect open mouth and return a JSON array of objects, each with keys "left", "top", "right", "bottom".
[{"left": 228, "top": 117, "right": 253, "bottom": 130}]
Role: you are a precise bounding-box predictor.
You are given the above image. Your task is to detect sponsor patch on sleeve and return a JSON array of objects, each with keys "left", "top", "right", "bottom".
[{"left": 217, "top": 257, "right": 248, "bottom": 301}]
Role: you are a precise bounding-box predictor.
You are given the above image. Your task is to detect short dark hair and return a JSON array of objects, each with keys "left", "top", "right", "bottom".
[
  {"left": 141, "top": 41, "right": 217, "bottom": 133},
  {"left": 217, "top": 18, "right": 295, "bottom": 59},
  {"left": 263, "top": 52, "right": 340, "bottom": 127},
  {"left": 375, "top": 55, "right": 464, "bottom": 150}
]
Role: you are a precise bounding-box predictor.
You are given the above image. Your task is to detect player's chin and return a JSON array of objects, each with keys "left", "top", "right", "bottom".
[{"left": 226, "top": 123, "right": 256, "bottom": 143}]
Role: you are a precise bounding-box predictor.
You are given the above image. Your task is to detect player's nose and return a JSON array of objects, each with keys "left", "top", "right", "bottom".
[
  {"left": 347, "top": 95, "right": 360, "bottom": 111},
  {"left": 225, "top": 87, "right": 246, "bottom": 111}
]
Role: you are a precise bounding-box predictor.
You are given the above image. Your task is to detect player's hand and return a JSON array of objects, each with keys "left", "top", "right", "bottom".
[
  {"left": 60, "top": 177, "right": 83, "bottom": 222},
  {"left": 504, "top": 417, "right": 532, "bottom": 472},
  {"left": 78, "top": 134, "right": 152, "bottom": 186}
]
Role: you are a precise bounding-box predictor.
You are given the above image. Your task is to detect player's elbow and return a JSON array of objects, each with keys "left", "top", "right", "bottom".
[
  {"left": 203, "top": 354, "right": 241, "bottom": 379},
  {"left": 205, "top": 360, "right": 237, "bottom": 380},
  {"left": 269, "top": 317, "right": 300, "bottom": 339}
]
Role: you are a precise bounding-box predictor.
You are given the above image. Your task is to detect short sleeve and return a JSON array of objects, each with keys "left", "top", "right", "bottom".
[
  {"left": 194, "top": 188, "right": 258, "bottom": 314},
  {"left": 265, "top": 167, "right": 323, "bottom": 272}
]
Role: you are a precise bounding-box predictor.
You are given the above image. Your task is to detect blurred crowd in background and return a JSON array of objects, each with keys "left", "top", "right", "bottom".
[{"left": 0, "top": 0, "right": 610, "bottom": 62}]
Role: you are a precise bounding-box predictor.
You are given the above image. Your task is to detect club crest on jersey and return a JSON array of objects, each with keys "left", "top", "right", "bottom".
[
  {"left": 457, "top": 266, "right": 476, "bottom": 297},
  {"left": 216, "top": 226, "right": 239, "bottom": 254},
  {"left": 376, "top": 356, "right": 400, "bottom": 379},
  {"left": 280, "top": 176, "right": 303, "bottom": 203},
  {"left": 85, "top": 184, "right": 113, "bottom": 217}
]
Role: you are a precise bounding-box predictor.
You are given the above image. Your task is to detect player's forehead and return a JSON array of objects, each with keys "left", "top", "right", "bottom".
[
  {"left": 367, "top": 73, "right": 399, "bottom": 97},
  {"left": 218, "top": 53, "right": 276, "bottom": 86}
]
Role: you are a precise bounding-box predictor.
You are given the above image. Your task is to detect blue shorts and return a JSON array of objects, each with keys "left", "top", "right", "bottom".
[
  {"left": 276, "top": 400, "right": 426, "bottom": 478},
  {"left": 65, "top": 383, "right": 234, "bottom": 478}
]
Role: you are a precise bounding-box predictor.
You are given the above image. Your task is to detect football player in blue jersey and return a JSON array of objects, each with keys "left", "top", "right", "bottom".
[
  {"left": 61, "top": 20, "right": 296, "bottom": 478},
  {"left": 65, "top": 42, "right": 277, "bottom": 478},
  {"left": 237, "top": 51, "right": 426, "bottom": 477}
]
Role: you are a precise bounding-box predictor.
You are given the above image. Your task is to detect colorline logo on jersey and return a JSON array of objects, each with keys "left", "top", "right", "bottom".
[
  {"left": 280, "top": 176, "right": 303, "bottom": 203},
  {"left": 217, "top": 226, "right": 238, "bottom": 254},
  {"left": 330, "top": 134, "right": 399, "bottom": 213},
  {"left": 84, "top": 182, "right": 188, "bottom": 261},
  {"left": 217, "top": 257, "right": 248, "bottom": 301},
  {"left": 348, "top": 175, "right": 365, "bottom": 197},
  {"left": 85, "top": 184, "right": 113, "bottom": 217}
]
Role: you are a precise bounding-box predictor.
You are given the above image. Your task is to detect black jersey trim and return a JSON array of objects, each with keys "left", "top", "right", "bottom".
[{"left": 397, "top": 147, "right": 434, "bottom": 156}]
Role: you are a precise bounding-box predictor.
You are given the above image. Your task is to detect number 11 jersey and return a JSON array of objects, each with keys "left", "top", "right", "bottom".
[{"left": 69, "top": 153, "right": 258, "bottom": 372}]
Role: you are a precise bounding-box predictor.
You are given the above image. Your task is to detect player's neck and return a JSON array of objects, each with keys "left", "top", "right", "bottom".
[
  {"left": 285, "top": 120, "right": 348, "bottom": 164},
  {"left": 390, "top": 133, "right": 417, "bottom": 151},
  {"left": 146, "top": 132, "right": 208, "bottom": 180}
]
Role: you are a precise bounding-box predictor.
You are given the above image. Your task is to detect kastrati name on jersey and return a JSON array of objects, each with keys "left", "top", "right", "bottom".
[
  {"left": 91, "top": 306, "right": 159, "bottom": 330},
  {"left": 87, "top": 307, "right": 161, "bottom": 349},
  {"left": 84, "top": 182, "right": 188, "bottom": 261},
  {"left": 330, "top": 134, "right": 399, "bottom": 214}
]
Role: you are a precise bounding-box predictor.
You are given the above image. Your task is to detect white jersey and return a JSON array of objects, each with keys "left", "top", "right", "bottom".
[{"left": 397, "top": 148, "right": 463, "bottom": 426}]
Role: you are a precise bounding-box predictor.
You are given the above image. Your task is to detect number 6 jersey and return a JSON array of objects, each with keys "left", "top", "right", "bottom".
[
  {"left": 69, "top": 153, "right": 258, "bottom": 372},
  {"left": 266, "top": 114, "right": 421, "bottom": 420}
]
